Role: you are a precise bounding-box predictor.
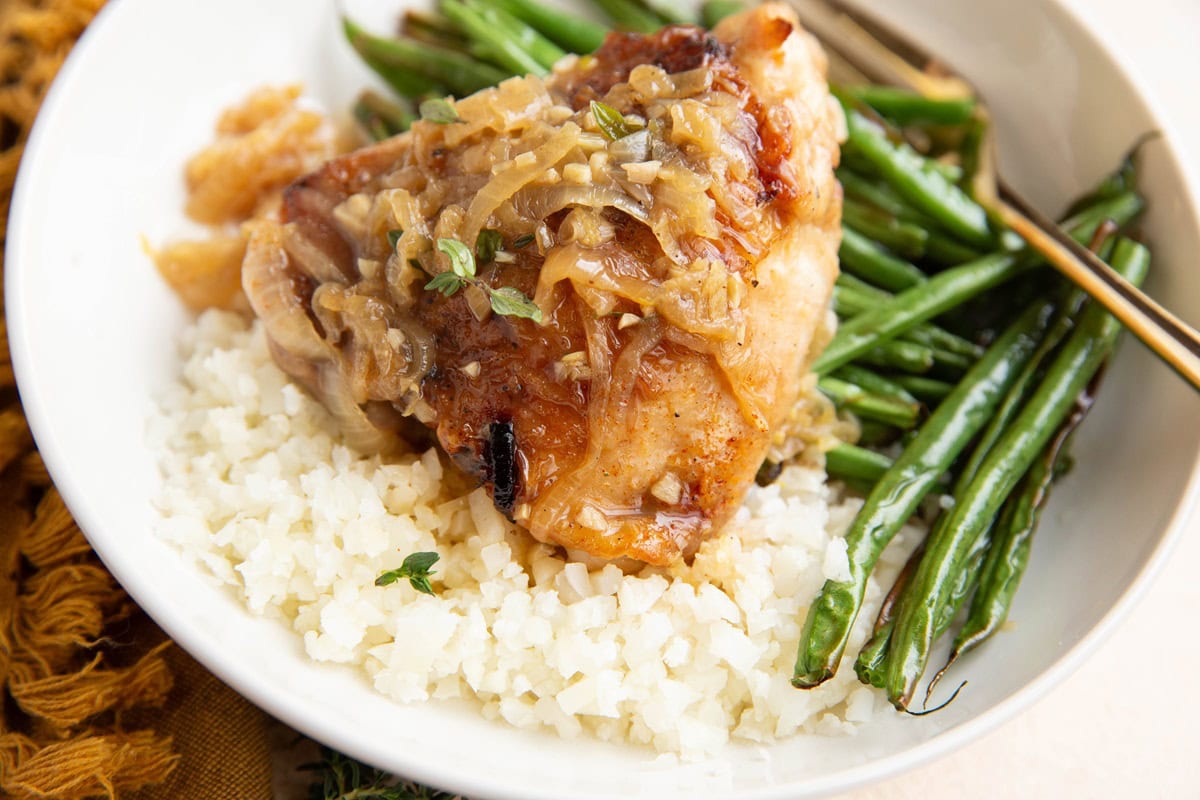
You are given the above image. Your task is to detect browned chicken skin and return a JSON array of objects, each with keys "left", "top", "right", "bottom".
[{"left": 242, "top": 4, "right": 842, "bottom": 565}]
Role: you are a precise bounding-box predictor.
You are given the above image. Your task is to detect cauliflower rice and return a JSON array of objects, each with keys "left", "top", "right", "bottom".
[{"left": 151, "top": 309, "right": 922, "bottom": 758}]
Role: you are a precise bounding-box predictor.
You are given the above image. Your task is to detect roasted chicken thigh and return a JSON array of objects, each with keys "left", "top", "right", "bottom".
[{"left": 243, "top": 4, "right": 842, "bottom": 564}]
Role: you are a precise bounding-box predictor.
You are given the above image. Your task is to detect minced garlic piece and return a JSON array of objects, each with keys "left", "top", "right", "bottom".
[
  {"left": 617, "top": 313, "right": 641, "bottom": 330},
  {"left": 649, "top": 472, "right": 684, "bottom": 505},
  {"left": 385, "top": 328, "right": 407, "bottom": 351},
  {"left": 562, "top": 162, "right": 591, "bottom": 184},
  {"left": 357, "top": 258, "right": 382, "bottom": 280},
  {"left": 554, "top": 350, "right": 592, "bottom": 382},
  {"left": 621, "top": 160, "right": 662, "bottom": 184},
  {"left": 575, "top": 505, "right": 607, "bottom": 531}
]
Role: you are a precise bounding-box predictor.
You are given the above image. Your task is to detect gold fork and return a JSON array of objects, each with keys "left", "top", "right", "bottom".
[{"left": 790, "top": 0, "right": 1200, "bottom": 393}]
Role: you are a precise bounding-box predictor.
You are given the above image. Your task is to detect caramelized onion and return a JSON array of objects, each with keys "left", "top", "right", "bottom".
[
  {"left": 242, "top": 221, "right": 329, "bottom": 363},
  {"left": 461, "top": 123, "right": 581, "bottom": 247},
  {"left": 509, "top": 184, "right": 649, "bottom": 227}
]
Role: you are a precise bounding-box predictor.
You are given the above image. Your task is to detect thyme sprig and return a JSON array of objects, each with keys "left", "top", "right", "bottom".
[
  {"left": 424, "top": 237, "right": 543, "bottom": 323},
  {"left": 375, "top": 551, "right": 440, "bottom": 595},
  {"left": 302, "top": 747, "right": 462, "bottom": 800},
  {"left": 418, "top": 98, "right": 463, "bottom": 124},
  {"left": 590, "top": 100, "right": 642, "bottom": 140}
]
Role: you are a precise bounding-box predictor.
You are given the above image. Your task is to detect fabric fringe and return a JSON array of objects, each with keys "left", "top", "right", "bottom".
[
  {"left": 19, "top": 489, "right": 96, "bottom": 569},
  {"left": 11, "top": 562, "right": 128, "bottom": 677},
  {"left": 0, "top": 2, "right": 187, "bottom": 797},
  {"left": 9, "top": 643, "right": 174, "bottom": 732},
  {"left": 0, "top": 730, "right": 180, "bottom": 800}
]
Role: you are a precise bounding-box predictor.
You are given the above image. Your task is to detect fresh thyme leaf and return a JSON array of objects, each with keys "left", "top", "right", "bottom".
[
  {"left": 475, "top": 228, "right": 504, "bottom": 264},
  {"left": 512, "top": 233, "right": 535, "bottom": 249},
  {"left": 418, "top": 97, "right": 462, "bottom": 124},
  {"left": 387, "top": 229, "right": 403, "bottom": 250},
  {"left": 302, "top": 746, "right": 461, "bottom": 800},
  {"left": 437, "top": 237, "right": 476, "bottom": 279},
  {"left": 376, "top": 551, "right": 440, "bottom": 595},
  {"left": 487, "top": 286, "right": 543, "bottom": 323},
  {"left": 590, "top": 100, "right": 642, "bottom": 140},
  {"left": 424, "top": 271, "right": 466, "bottom": 297},
  {"left": 402, "top": 550, "right": 439, "bottom": 574}
]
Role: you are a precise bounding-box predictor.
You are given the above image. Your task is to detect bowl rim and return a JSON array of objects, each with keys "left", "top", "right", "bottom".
[{"left": 6, "top": 0, "right": 1200, "bottom": 797}]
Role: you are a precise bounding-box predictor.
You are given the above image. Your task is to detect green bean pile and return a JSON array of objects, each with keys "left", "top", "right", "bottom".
[
  {"left": 341, "top": 0, "right": 1150, "bottom": 712},
  {"left": 794, "top": 98, "right": 1148, "bottom": 709}
]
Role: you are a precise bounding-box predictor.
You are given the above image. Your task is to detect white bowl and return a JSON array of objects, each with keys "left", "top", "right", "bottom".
[{"left": 7, "top": 0, "right": 1199, "bottom": 797}]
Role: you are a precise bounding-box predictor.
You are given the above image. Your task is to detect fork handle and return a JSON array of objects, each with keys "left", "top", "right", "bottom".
[{"left": 999, "top": 182, "right": 1200, "bottom": 390}]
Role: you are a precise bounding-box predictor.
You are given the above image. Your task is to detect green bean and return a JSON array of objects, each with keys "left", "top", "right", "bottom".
[
  {"left": 840, "top": 227, "right": 928, "bottom": 291},
  {"left": 588, "top": 0, "right": 663, "bottom": 32},
  {"left": 847, "top": 86, "right": 977, "bottom": 127},
  {"left": 832, "top": 284, "right": 885, "bottom": 318},
  {"left": 882, "top": 239, "right": 1150, "bottom": 708},
  {"left": 923, "top": 233, "right": 983, "bottom": 266},
  {"left": 930, "top": 329, "right": 984, "bottom": 360},
  {"left": 857, "top": 420, "right": 901, "bottom": 448},
  {"left": 1062, "top": 153, "right": 1138, "bottom": 219},
  {"left": 910, "top": 218, "right": 1121, "bottom": 703},
  {"left": 856, "top": 617, "right": 894, "bottom": 688},
  {"left": 834, "top": 276, "right": 982, "bottom": 360},
  {"left": 856, "top": 340, "right": 936, "bottom": 374},
  {"left": 843, "top": 199, "right": 929, "bottom": 259},
  {"left": 839, "top": 169, "right": 940, "bottom": 229},
  {"left": 943, "top": 362, "right": 1105, "bottom": 677},
  {"left": 955, "top": 230, "right": 1117, "bottom": 485},
  {"left": 793, "top": 300, "right": 1054, "bottom": 687},
  {"left": 354, "top": 111, "right": 392, "bottom": 143},
  {"left": 925, "top": 344, "right": 974, "bottom": 373},
  {"left": 403, "top": 10, "right": 473, "bottom": 52},
  {"left": 477, "top": 0, "right": 568, "bottom": 68},
  {"left": 343, "top": 18, "right": 506, "bottom": 96},
  {"left": 842, "top": 106, "right": 994, "bottom": 248},
  {"left": 441, "top": 0, "right": 559, "bottom": 75},
  {"left": 891, "top": 375, "right": 955, "bottom": 404},
  {"left": 353, "top": 91, "right": 415, "bottom": 140},
  {"left": 855, "top": 542, "right": 925, "bottom": 687},
  {"left": 840, "top": 107, "right": 988, "bottom": 247},
  {"left": 826, "top": 443, "right": 894, "bottom": 485},
  {"left": 1059, "top": 191, "right": 1145, "bottom": 244},
  {"left": 640, "top": 0, "right": 698, "bottom": 25},
  {"left": 861, "top": 486, "right": 989, "bottom": 688},
  {"left": 818, "top": 377, "right": 922, "bottom": 429},
  {"left": 343, "top": 22, "right": 446, "bottom": 97},
  {"left": 868, "top": 532, "right": 988, "bottom": 695},
  {"left": 933, "top": 520, "right": 990, "bottom": 637},
  {"left": 701, "top": 0, "right": 745, "bottom": 27},
  {"left": 833, "top": 283, "right": 894, "bottom": 318},
  {"left": 958, "top": 115, "right": 990, "bottom": 198},
  {"left": 958, "top": 295, "right": 1078, "bottom": 485},
  {"left": 901, "top": 326, "right": 982, "bottom": 362},
  {"left": 862, "top": 512, "right": 991, "bottom": 693},
  {"left": 836, "top": 272, "right": 891, "bottom": 300},
  {"left": 814, "top": 253, "right": 1026, "bottom": 375},
  {"left": 490, "top": 0, "right": 609, "bottom": 53},
  {"left": 833, "top": 365, "right": 918, "bottom": 404}
]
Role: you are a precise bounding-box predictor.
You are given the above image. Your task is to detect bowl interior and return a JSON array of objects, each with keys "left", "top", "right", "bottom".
[{"left": 7, "top": 0, "right": 1199, "bottom": 798}]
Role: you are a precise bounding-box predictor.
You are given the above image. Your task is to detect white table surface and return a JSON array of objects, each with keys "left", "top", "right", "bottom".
[{"left": 840, "top": 1, "right": 1200, "bottom": 797}]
